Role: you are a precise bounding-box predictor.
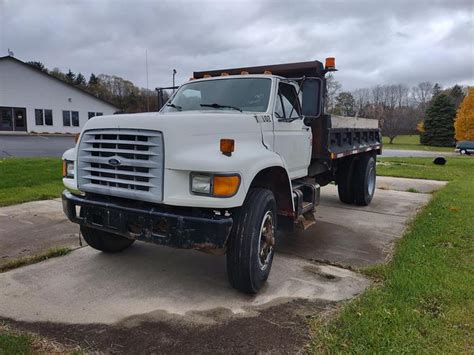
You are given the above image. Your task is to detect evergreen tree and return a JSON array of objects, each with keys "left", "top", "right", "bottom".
[
  {"left": 74, "top": 73, "right": 86, "bottom": 86},
  {"left": 65, "top": 69, "right": 76, "bottom": 83},
  {"left": 454, "top": 87, "right": 474, "bottom": 141},
  {"left": 449, "top": 85, "right": 465, "bottom": 109},
  {"left": 421, "top": 94, "right": 456, "bottom": 146},
  {"left": 26, "top": 61, "right": 48, "bottom": 73},
  {"left": 88, "top": 73, "right": 99, "bottom": 86},
  {"left": 432, "top": 83, "right": 442, "bottom": 98}
]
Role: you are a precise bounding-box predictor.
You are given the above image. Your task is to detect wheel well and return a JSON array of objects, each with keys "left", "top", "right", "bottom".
[{"left": 249, "top": 167, "right": 294, "bottom": 217}]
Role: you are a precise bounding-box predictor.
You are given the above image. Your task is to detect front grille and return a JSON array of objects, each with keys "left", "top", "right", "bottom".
[{"left": 77, "top": 129, "right": 164, "bottom": 203}]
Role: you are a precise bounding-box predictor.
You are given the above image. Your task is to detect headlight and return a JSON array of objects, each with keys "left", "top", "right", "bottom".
[
  {"left": 191, "top": 174, "right": 212, "bottom": 194},
  {"left": 62, "top": 160, "right": 75, "bottom": 178},
  {"left": 190, "top": 173, "right": 240, "bottom": 197}
]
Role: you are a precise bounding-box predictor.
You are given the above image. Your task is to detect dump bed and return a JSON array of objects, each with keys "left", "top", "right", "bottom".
[{"left": 310, "top": 115, "right": 381, "bottom": 161}]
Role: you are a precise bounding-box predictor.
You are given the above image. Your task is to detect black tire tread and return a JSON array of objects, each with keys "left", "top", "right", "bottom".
[
  {"left": 353, "top": 153, "right": 376, "bottom": 206},
  {"left": 226, "top": 188, "right": 276, "bottom": 293}
]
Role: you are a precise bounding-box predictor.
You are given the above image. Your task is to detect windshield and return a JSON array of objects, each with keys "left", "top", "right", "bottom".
[{"left": 162, "top": 78, "right": 272, "bottom": 113}]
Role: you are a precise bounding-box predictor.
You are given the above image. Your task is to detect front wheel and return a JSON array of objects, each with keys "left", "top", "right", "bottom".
[
  {"left": 226, "top": 188, "right": 277, "bottom": 294},
  {"left": 460, "top": 149, "right": 467, "bottom": 155}
]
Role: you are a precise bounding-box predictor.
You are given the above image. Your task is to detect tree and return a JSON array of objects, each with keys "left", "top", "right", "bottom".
[
  {"left": 412, "top": 81, "right": 434, "bottom": 113},
  {"left": 382, "top": 107, "right": 418, "bottom": 144},
  {"left": 334, "top": 92, "right": 355, "bottom": 116},
  {"left": 26, "top": 61, "right": 48, "bottom": 73},
  {"left": 432, "top": 83, "right": 442, "bottom": 98},
  {"left": 65, "top": 69, "right": 76, "bottom": 83},
  {"left": 88, "top": 73, "right": 99, "bottom": 86},
  {"left": 454, "top": 87, "right": 474, "bottom": 141},
  {"left": 449, "top": 85, "right": 465, "bottom": 109},
  {"left": 49, "top": 67, "right": 67, "bottom": 81},
  {"left": 325, "top": 73, "right": 342, "bottom": 112},
  {"left": 421, "top": 94, "right": 456, "bottom": 146},
  {"left": 74, "top": 73, "right": 86, "bottom": 86}
]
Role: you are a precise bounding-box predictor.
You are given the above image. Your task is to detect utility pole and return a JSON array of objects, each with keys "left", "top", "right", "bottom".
[{"left": 172, "top": 69, "right": 177, "bottom": 93}]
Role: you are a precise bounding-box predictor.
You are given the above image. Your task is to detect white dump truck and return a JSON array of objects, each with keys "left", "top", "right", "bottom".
[{"left": 62, "top": 59, "right": 381, "bottom": 293}]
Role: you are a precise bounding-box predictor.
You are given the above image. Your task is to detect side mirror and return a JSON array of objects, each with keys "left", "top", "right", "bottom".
[{"left": 301, "top": 78, "right": 323, "bottom": 118}]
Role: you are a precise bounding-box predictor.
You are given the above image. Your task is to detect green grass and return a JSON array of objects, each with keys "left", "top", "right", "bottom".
[
  {"left": 0, "top": 247, "right": 72, "bottom": 273},
  {"left": 377, "top": 156, "right": 471, "bottom": 181},
  {"left": 0, "top": 331, "right": 32, "bottom": 355},
  {"left": 309, "top": 156, "right": 474, "bottom": 353},
  {"left": 382, "top": 135, "right": 453, "bottom": 152},
  {"left": 0, "top": 158, "right": 63, "bottom": 206}
]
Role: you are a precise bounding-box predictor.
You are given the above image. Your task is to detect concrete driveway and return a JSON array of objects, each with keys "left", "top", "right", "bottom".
[{"left": 0, "top": 177, "right": 445, "bottom": 353}]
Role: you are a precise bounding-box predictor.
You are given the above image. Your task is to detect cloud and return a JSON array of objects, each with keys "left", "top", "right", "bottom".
[{"left": 1, "top": 0, "right": 472, "bottom": 91}]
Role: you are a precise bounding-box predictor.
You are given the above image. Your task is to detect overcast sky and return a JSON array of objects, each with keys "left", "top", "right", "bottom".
[{"left": 1, "top": 0, "right": 472, "bottom": 91}]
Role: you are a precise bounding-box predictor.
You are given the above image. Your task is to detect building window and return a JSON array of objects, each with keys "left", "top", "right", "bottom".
[
  {"left": 35, "top": 109, "right": 44, "bottom": 125},
  {"left": 71, "top": 111, "right": 79, "bottom": 126},
  {"left": 45, "top": 110, "right": 53, "bottom": 126},
  {"left": 35, "top": 109, "right": 53, "bottom": 126},
  {"left": 88, "top": 112, "right": 103, "bottom": 119},
  {"left": 63, "top": 111, "right": 71, "bottom": 126}
]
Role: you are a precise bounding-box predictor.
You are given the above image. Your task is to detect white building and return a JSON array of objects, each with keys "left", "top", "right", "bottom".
[{"left": 0, "top": 56, "right": 119, "bottom": 134}]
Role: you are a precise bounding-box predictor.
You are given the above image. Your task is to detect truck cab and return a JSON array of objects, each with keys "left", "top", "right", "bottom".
[{"left": 62, "top": 59, "right": 381, "bottom": 293}]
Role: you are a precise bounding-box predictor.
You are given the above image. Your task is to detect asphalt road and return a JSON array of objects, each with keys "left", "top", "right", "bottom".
[{"left": 0, "top": 135, "right": 75, "bottom": 158}]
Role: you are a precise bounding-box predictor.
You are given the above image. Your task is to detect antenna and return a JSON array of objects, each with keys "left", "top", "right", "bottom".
[{"left": 146, "top": 49, "right": 150, "bottom": 112}]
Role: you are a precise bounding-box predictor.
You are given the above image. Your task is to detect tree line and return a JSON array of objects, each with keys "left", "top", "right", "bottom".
[
  {"left": 327, "top": 75, "right": 468, "bottom": 146},
  {"left": 26, "top": 61, "right": 163, "bottom": 113}
]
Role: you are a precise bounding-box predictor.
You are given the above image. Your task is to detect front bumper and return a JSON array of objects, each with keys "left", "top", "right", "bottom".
[{"left": 62, "top": 190, "right": 233, "bottom": 251}]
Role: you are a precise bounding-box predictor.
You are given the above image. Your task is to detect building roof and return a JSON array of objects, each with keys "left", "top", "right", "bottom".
[{"left": 0, "top": 55, "right": 120, "bottom": 109}]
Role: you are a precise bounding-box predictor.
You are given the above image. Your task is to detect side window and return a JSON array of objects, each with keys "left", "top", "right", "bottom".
[
  {"left": 279, "top": 83, "right": 301, "bottom": 118},
  {"left": 88, "top": 112, "right": 95, "bottom": 119}
]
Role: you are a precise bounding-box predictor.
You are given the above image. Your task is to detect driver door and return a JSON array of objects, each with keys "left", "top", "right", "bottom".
[{"left": 273, "top": 81, "right": 312, "bottom": 179}]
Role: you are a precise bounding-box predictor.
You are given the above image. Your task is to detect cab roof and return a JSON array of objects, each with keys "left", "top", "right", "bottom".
[{"left": 193, "top": 60, "right": 325, "bottom": 79}]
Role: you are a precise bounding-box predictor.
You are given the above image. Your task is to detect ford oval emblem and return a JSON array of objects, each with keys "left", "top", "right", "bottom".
[{"left": 108, "top": 158, "right": 121, "bottom": 166}]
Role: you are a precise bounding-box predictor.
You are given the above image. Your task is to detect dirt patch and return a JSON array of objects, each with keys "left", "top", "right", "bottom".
[{"left": 1, "top": 299, "right": 333, "bottom": 354}]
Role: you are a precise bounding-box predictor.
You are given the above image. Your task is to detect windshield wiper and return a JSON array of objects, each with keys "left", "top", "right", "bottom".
[
  {"left": 200, "top": 103, "right": 242, "bottom": 112},
  {"left": 166, "top": 102, "right": 182, "bottom": 111}
]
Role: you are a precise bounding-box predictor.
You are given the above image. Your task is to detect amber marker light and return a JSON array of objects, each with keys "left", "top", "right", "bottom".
[
  {"left": 203, "top": 74, "right": 212, "bottom": 78},
  {"left": 220, "top": 138, "right": 235, "bottom": 157},
  {"left": 74, "top": 133, "right": 80, "bottom": 143},
  {"left": 325, "top": 57, "right": 336, "bottom": 70},
  {"left": 221, "top": 72, "right": 229, "bottom": 76},
  {"left": 240, "top": 71, "right": 249, "bottom": 75},
  {"left": 263, "top": 70, "right": 272, "bottom": 75},
  {"left": 212, "top": 175, "right": 241, "bottom": 197},
  {"left": 62, "top": 160, "right": 67, "bottom": 177}
]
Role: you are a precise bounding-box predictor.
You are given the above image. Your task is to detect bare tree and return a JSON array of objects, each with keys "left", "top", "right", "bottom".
[
  {"left": 412, "top": 81, "right": 434, "bottom": 112},
  {"left": 325, "top": 73, "right": 342, "bottom": 112}
]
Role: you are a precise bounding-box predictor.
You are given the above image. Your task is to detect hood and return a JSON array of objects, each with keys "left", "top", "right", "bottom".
[{"left": 83, "top": 111, "right": 261, "bottom": 137}]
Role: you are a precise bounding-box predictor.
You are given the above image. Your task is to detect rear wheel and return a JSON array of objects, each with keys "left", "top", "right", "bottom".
[
  {"left": 460, "top": 149, "right": 467, "bottom": 155},
  {"left": 337, "top": 158, "right": 355, "bottom": 204},
  {"left": 226, "top": 188, "right": 276, "bottom": 294},
  {"left": 353, "top": 153, "right": 376, "bottom": 206},
  {"left": 80, "top": 225, "right": 135, "bottom": 253}
]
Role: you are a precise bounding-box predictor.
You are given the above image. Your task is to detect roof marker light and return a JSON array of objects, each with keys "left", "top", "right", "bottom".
[
  {"left": 240, "top": 71, "right": 249, "bottom": 75},
  {"left": 221, "top": 72, "right": 229, "bottom": 76},
  {"left": 263, "top": 70, "right": 272, "bottom": 75},
  {"left": 203, "top": 74, "right": 211, "bottom": 78}
]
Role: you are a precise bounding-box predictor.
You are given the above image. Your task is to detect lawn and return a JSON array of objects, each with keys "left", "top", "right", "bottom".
[
  {"left": 0, "top": 158, "right": 63, "bottom": 207},
  {"left": 382, "top": 135, "right": 453, "bottom": 152},
  {"left": 309, "top": 156, "right": 474, "bottom": 353}
]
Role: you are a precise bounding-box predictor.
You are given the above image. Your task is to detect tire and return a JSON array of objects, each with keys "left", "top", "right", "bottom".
[
  {"left": 353, "top": 153, "right": 376, "bottom": 206},
  {"left": 460, "top": 149, "right": 467, "bottom": 155},
  {"left": 337, "top": 158, "right": 355, "bottom": 204},
  {"left": 80, "top": 225, "right": 135, "bottom": 253},
  {"left": 226, "top": 188, "right": 277, "bottom": 294}
]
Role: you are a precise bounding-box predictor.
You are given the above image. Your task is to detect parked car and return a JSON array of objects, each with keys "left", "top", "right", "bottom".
[{"left": 455, "top": 141, "right": 474, "bottom": 155}]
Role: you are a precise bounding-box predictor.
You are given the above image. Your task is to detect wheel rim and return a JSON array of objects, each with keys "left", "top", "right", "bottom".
[
  {"left": 461, "top": 150, "right": 466, "bottom": 155},
  {"left": 367, "top": 165, "right": 376, "bottom": 196},
  {"left": 257, "top": 211, "right": 275, "bottom": 271}
]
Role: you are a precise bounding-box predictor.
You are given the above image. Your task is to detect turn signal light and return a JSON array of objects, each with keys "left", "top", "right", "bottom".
[
  {"left": 74, "top": 133, "right": 80, "bottom": 143},
  {"left": 220, "top": 139, "right": 234, "bottom": 156},
  {"left": 62, "top": 160, "right": 67, "bottom": 177},
  {"left": 212, "top": 175, "right": 241, "bottom": 197}
]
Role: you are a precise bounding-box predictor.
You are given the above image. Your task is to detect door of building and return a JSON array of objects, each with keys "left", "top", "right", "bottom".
[
  {"left": 13, "top": 108, "right": 27, "bottom": 131},
  {"left": 0, "top": 107, "right": 27, "bottom": 131}
]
